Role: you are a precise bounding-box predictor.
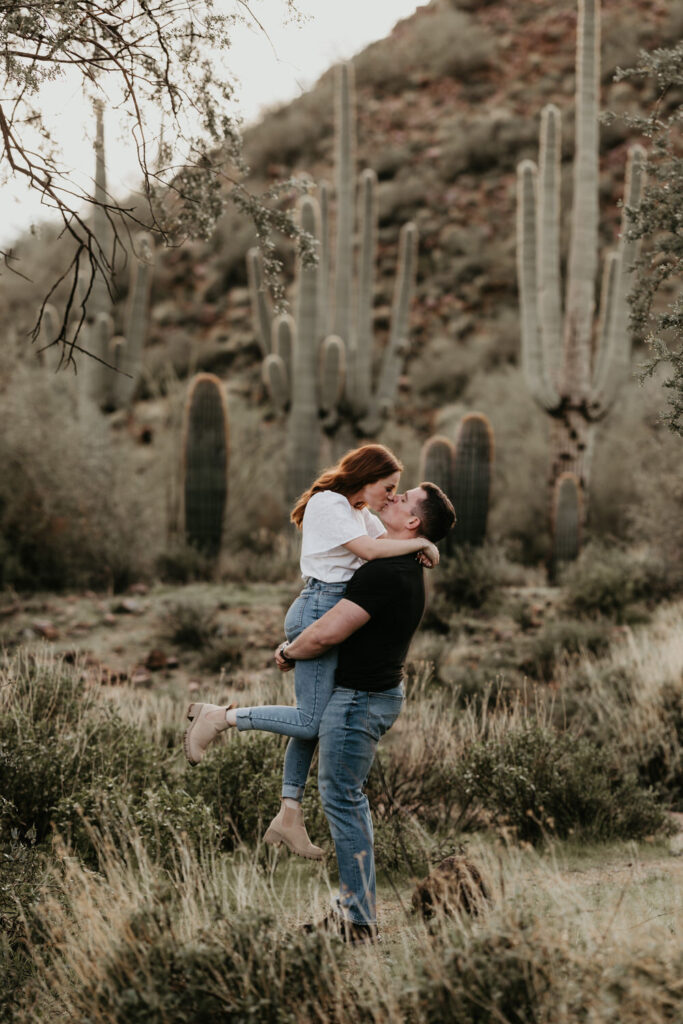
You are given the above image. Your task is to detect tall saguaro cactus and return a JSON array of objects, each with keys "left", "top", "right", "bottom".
[
  {"left": 182, "top": 373, "right": 230, "bottom": 559},
  {"left": 257, "top": 197, "right": 345, "bottom": 505},
  {"left": 419, "top": 413, "right": 494, "bottom": 552},
  {"left": 89, "top": 101, "right": 114, "bottom": 318},
  {"left": 516, "top": 0, "right": 645, "bottom": 564},
  {"left": 247, "top": 61, "right": 418, "bottom": 498}
]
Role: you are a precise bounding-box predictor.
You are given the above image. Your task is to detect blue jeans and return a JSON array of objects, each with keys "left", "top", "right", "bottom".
[
  {"left": 235, "top": 579, "right": 347, "bottom": 801},
  {"left": 318, "top": 684, "right": 404, "bottom": 926}
]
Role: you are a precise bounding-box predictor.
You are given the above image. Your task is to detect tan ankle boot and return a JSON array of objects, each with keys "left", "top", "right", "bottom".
[
  {"left": 184, "top": 702, "right": 235, "bottom": 766},
  {"left": 264, "top": 802, "right": 324, "bottom": 860}
]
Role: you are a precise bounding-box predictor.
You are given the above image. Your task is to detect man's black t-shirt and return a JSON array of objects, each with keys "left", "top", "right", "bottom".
[{"left": 335, "top": 554, "right": 425, "bottom": 692}]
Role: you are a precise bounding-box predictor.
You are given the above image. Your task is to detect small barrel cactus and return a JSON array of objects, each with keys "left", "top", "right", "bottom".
[{"left": 182, "top": 373, "right": 230, "bottom": 559}]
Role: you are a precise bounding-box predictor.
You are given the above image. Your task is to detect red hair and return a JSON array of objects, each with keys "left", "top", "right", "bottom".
[{"left": 290, "top": 444, "right": 403, "bottom": 528}]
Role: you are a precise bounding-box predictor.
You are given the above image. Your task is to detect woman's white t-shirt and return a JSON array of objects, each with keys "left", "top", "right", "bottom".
[{"left": 300, "top": 490, "right": 386, "bottom": 582}]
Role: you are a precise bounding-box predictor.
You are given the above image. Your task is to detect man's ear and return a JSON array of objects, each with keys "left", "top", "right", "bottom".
[{"left": 406, "top": 514, "right": 422, "bottom": 534}]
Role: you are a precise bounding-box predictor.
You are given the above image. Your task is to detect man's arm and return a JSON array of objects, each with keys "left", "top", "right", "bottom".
[{"left": 275, "top": 598, "right": 370, "bottom": 668}]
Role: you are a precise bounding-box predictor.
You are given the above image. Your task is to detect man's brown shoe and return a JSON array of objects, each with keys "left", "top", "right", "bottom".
[
  {"left": 263, "top": 801, "right": 324, "bottom": 860},
  {"left": 184, "top": 702, "right": 235, "bottom": 766}
]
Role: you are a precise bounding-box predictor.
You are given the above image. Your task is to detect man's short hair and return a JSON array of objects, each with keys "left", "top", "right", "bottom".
[{"left": 412, "top": 482, "right": 456, "bottom": 543}]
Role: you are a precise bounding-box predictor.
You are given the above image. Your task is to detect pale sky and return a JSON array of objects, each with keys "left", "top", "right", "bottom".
[{"left": 1, "top": 1, "right": 427, "bottom": 247}]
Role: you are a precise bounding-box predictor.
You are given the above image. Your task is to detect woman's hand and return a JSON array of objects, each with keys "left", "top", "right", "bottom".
[
  {"left": 274, "top": 642, "right": 295, "bottom": 672},
  {"left": 417, "top": 539, "right": 439, "bottom": 567}
]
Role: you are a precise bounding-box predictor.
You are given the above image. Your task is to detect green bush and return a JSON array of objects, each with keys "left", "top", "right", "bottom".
[
  {"left": 0, "top": 369, "right": 161, "bottom": 591},
  {"left": 0, "top": 657, "right": 172, "bottom": 847},
  {"left": 183, "top": 733, "right": 327, "bottom": 851},
  {"left": 435, "top": 545, "right": 508, "bottom": 611},
  {"left": 526, "top": 617, "right": 612, "bottom": 681},
  {"left": 459, "top": 723, "right": 670, "bottom": 844},
  {"left": 24, "top": 906, "right": 343, "bottom": 1024},
  {"left": 155, "top": 540, "right": 216, "bottom": 583},
  {"left": 562, "top": 544, "right": 673, "bottom": 622},
  {"left": 0, "top": 829, "right": 46, "bottom": 1019},
  {"left": 53, "top": 782, "right": 221, "bottom": 870},
  {"left": 406, "top": 914, "right": 562, "bottom": 1024},
  {"left": 160, "top": 598, "right": 218, "bottom": 648}
]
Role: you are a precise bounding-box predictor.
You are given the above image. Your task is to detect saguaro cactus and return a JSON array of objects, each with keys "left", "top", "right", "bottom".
[
  {"left": 419, "top": 413, "right": 494, "bottom": 551},
  {"left": 119, "top": 232, "right": 154, "bottom": 407},
  {"left": 516, "top": 0, "right": 645, "bottom": 564},
  {"left": 258, "top": 197, "right": 345, "bottom": 505},
  {"left": 182, "top": 373, "right": 230, "bottom": 558},
  {"left": 247, "top": 61, "right": 418, "bottom": 489},
  {"left": 89, "top": 101, "right": 114, "bottom": 319}
]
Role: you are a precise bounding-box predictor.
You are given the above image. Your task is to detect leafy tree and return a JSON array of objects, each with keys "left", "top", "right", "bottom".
[
  {"left": 0, "top": 0, "right": 312, "bottom": 364},
  {"left": 607, "top": 42, "right": 683, "bottom": 435}
]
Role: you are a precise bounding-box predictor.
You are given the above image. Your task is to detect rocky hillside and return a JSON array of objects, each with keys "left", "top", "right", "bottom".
[{"left": 129, "top": 0, "right": 681, "bottom": 431}]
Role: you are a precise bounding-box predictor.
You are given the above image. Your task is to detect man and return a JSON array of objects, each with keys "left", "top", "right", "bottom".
[{"left": 274, "top": 482, "right": 455, "bottom": 943}]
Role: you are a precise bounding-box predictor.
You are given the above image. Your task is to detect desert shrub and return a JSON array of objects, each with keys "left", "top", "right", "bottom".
[
  {"left": 565, "top": 651, "right": 683, "bottom": 811},
  {"left": 0, "top": 367, "right": 163, "bottom": 591},
  {"left": 366, "top": 718, "right": 471, "bottom": 833},
  {"left": 0, "top": 829, "right": 47, "bottom": 1018},
  {"left": 434, "top": 545, "right": 511, "bottom": 610},
  {"left": 160, "top": 598, "right": 218, "bottom": 648},
  {"left": 22, "top": 904, "right": 344, "bottom": 1024},
  {"left": 405, "top": 913, "right": 565, "bottom": 1024},
  {"left": 459, "top": 723, "right": 669, "bottom": 844},
  {"left": 373, "top": 814, "right": 434, "bottom": 876},
  {"left": 526, "top": 616, "right": 612, "bottom": 681},
  {"left": 183, "top": 733, "right": 327, "bottom": 851},
  {"left": 0, "top": 654, "right": 171, "bottom": 846},
  {"left": 561, "top": 543, "right": 673, "bottom": 621},
  {"left": 354, "top": 7, "right": 495, "bottom": 93},
  {"left": 53, "top": 782, "right": 220, "bottom": 870},
  {"left": 155, "top": 539, "right": 216, "bottom": 583}
]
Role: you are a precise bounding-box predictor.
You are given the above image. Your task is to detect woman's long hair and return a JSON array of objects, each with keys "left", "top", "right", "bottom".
[{"left": 290, "top": 444, "right": 403, "bottom": 528}]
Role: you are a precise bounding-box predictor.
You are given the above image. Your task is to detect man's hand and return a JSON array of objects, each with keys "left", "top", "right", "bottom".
[{"left": 274, "top": 643, "right": 295, "bottom": 672}]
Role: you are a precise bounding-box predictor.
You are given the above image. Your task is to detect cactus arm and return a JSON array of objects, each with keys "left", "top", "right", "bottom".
[
  {"left": 122, "top": 232, "right": 153, "bottom": 406},
  {"left": 551, "top": 472, "right": 582, "bottom": 574},
  {"left": 318, "top": 180, "right": 331, "bottom": 341},
  {"left": 517, "top": 160, "right": 560, "bottom": 410},
  {"left": 360, "top": 221, "right": 418, "bottom": 436},
  {"left": 262, "top": 352, "right": 289, "bottom": 412},
  {"left": 332, "top": 62, "right": 356, "bottom": 346},
  {"left": 90, "top": 101, "right": 113, "bottom": 315},
  {"left": 590, "top": 249, "right": 619, "bottom": 401},
  {"left": 41, "top": 303, "right": 58, "bottom": 349},
  {"left": 287, "top": 196, "right": 323, "bottom": 504},
  {"left": 91, "top": 311, "right": 114, "bottom": 408},
  {"left": 562, "top": 0, "right": 600, "bottom": 399},
  {"left": 272, "top": 313, "right": 294, "bottom": 386},
  {"left": 350, "top": 168, "right": 377, "bottom": 416},
  {"left": 246, "top": 247, "right": 272, "bottom": 358},
  {"left": 590, "top": 144, "right": 647, "bottom": 415},
  {"left": 538, "top": 104, "right": 564, "bottom": 392},
  {"left": 319, "top": 334, "right": 346, "bottom": 421},
  {"left": 109, "top": 335, "right": 127, "bottom": 410}
]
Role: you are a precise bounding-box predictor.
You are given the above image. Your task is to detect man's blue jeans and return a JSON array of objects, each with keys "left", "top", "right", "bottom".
[
  {"left": 318, "top": 684, "right": 404, "bottom": 927},
  {"left": 235, "top": 579, "right": 347, "bottom": 801}
]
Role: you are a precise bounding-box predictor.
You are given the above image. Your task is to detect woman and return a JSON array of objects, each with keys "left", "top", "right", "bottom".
[{"left": 183, "top": 444, "right": 438, "bottom": 858}]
